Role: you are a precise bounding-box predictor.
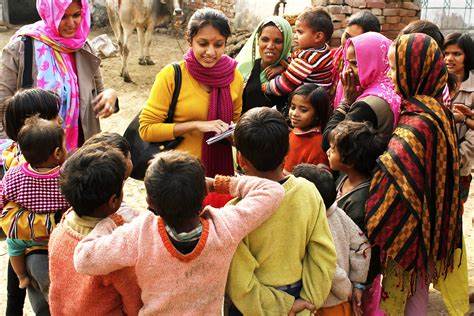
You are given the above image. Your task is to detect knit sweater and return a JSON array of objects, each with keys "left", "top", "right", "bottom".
[
  {"left": 262, "top": 45, "right": 333, "bottom": 96},
  {"left": 139, "top": 61, "right": 243, "bottom": 160},
  {"left": 48, "top": 207, "right": 143, "bottom": 315},
  {"left": 323, "top": 203, "right": 370, "bottom": 307},
  {"left": 73, "top": 176, "right": 285, "bottom": 315},
  {"left": 226, "top": 175, "right": 337, "bottom": 315},
  {"left": 284, "top": 128, "right": 329, "bottom": 172}
]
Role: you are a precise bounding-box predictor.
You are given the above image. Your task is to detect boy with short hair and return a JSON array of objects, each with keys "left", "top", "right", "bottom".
[
  {"left": 226, "top": 107, "right": 337, "bottom": 315},
  {"left": 262, "top": 7, "right": 334, "bottom": 96},
  {"left": 73, "top": 150, "right": 285, "bottom": 314},
  {"left": 49, "top": 143, "right": 142, "bottom": 315},
  {"left": 293, "top": 163, "right": 370, "bottom": 316}
]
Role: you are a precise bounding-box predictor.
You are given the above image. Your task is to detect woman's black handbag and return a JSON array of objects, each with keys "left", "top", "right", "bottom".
[{"left": 124, "top": 63, "right": 183, "bottom": 180}]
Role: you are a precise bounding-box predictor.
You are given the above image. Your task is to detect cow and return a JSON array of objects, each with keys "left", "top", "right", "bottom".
[{"left": 106, "top": 0, "right": 183, "bottom": 82}]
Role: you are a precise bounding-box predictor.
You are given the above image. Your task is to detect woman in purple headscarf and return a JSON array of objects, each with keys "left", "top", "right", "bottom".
[
  {"left": 322, "top": 32, "right": 401, "bottom": 151},
  {"left": 0, "top": 0, "right": 118, "bottom": 150}
]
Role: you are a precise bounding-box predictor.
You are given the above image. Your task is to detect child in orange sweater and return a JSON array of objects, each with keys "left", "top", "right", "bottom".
[
  {"left": 49, "top": 137, "right": 142, "bottom": 315},
  {"left": 284, "top": 83, "right": 332, "bottom": 172}
]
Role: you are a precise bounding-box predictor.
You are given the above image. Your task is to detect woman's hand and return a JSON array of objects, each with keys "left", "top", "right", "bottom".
[
  {"left": 93, "top": 88, "right": 118, "bottom": 118},
  {"left": 341, "top": 68, "right": 360, "bottom": 105},
  {"left": 194, "top": 120, "right": 229, "bottom": 134}
]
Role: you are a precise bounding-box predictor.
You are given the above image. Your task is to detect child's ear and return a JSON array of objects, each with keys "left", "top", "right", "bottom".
[
  {"left": 108, "top": 190, "right": 123, "bottom": 212},
  {"left": 236, "top": 151, "right": 248, "bottom": 170},
  {"left": 313, "top": 31, "right": 325, "bottom": 44}
]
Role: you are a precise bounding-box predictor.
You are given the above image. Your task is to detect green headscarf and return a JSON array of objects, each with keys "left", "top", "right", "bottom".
[{"left": 236, "top": 16, "right": 293, "bottom": 84}]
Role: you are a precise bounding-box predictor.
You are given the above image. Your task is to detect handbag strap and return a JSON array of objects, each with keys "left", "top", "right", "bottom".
[
  {"left": 164, "top": 63, "right": 182, "bottom": 123},
  {"left": 22, "top": 36, "right": 34, "bottom": 89}
]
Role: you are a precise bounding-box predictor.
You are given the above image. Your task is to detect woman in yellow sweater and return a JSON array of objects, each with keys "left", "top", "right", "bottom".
[{"left": 139, "top": 8, "right": 243, "bottom": 176}]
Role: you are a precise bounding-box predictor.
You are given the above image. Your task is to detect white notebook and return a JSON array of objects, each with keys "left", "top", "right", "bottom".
[{"left": 206, "top": 124, "right": 235, "bottom": 145}]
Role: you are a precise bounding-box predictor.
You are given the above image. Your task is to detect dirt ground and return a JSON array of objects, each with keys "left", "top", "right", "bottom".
[{"left": 0, "top": 27, "right": 472, "bottom": 315}]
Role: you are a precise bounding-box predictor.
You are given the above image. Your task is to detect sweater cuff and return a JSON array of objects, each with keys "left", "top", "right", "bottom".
[{"left": 214, "top": 175, "right": 231, "bottom": 194}]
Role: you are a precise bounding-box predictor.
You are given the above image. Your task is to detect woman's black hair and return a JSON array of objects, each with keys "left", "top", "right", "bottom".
[
  {"left": 347, "top": 10, "right": 381, "bottom": 33},
  {"left": 186, "top": 8, "right": 231, "bottom": 42},
  {"left": 400, "top": 20, "right": 444, "bottom": 49},
  {"left": 444, "top": 32, "right": 474, "bottom": 81},
  {"left": 2, "top": 89, "right": 60, "bottom": 141},
  {"left": 288, "top": 83, "right": 332, "bottom": 130}
]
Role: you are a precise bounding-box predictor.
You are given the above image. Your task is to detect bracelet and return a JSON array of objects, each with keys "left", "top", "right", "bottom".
[{"left": 353, "top": 283, "right": 366, "bottom": 290}]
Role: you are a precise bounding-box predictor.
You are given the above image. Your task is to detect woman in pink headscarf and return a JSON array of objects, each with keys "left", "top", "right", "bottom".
[
  {"left": 322, "top": 32, "right": 401, "bottom": 151},
  {"left": 0, "top": 0, "right": 118, "bottom": 151},
  {"left": 0, "top": 0, "right": 117, "bottom": 313}
]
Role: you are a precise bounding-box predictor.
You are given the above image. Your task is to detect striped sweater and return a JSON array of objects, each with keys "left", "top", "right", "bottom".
[{"left": 262, "top": 44, "right": 333, "bottom": 96}]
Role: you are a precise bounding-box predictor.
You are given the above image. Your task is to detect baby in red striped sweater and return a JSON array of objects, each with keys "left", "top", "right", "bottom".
[{"left": 262, "top": 7, "right": 335, "bottom": 97}]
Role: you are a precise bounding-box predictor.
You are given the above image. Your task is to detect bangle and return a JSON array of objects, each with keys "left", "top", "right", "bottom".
[{"left": 353, "top": 283, "right": 366, "bottom": 290}]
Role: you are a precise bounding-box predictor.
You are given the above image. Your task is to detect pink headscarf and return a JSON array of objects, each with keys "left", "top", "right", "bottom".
[
  {"left": 335, "top": 32, "right": 401, "bottom": 125},
  {"left": 16, "top": 0, "right": 90, "bottom": 51}
]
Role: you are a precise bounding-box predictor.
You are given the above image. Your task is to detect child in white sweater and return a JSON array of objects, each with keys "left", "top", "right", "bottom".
[{"left": 293, "top": 164, "right": 370, "bottom": 316}]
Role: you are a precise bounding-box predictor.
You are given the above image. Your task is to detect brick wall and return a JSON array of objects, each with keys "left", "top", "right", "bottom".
[{"left": 185, "top": 0, "right": 236, "bottom": 19}]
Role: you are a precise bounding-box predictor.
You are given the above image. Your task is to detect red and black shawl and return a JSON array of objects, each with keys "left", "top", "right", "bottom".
[{"left": 365, "top": 33, "right": 462, "bottom": 283}]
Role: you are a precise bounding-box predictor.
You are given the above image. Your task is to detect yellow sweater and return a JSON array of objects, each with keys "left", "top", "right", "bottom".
[
  {"left": 226, "top": 175, "right": 337, "bottom": 315},
  {"left": 139, "top": 61, "right": 243, "bottom": 159}
]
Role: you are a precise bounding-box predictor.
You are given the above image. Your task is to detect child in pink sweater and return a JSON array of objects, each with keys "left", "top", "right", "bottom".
[
  {"left": 49, "top": 137, "right": 142, "bottom": 315},
  {"left": 73, "top": 150, "right": 285, "bottom": 314}
]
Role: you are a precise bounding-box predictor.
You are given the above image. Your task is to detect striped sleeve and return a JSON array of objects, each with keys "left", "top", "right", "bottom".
[{"left": 262, "top": 46, "right": 334, "bottom": 96}]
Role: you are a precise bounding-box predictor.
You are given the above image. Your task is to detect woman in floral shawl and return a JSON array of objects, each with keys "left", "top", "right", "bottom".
[
  {"left": 0, "top": 0, "right": 118, "bottom": 313},
  {"left": 0, "top": 0, "right": 118, "bottom": 151},
  {"left": 366, "top": 33, "right": 468, "bottom": 315}
]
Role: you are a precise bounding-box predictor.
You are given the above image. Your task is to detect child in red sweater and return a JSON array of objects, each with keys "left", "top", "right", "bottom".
[
  {"left": 49, "top": 137, "right": 142, "bottom": 315},
  {"left": 284, "top": 83, "right": 332, "bottom": 172}
]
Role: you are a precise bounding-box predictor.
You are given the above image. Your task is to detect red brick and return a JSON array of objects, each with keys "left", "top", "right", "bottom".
[
  {"left": 366, "top": 0, "right": 386, "bottom": 8},
  {"left": 402, "top": 2, "right": 420, "bottom": 10},
  {"left": 382, "top": 30, "right": 401, "bottom": 40},
  {"left": 327, "top": 5, "right": 343, "bottom": 14},
  {"left": 341, "top": 6, "right": 353, "bottom": 14},
  {"left": 386, "top": 16, "right": 401, "bottom": 23},
  {"left": 377, "top": 16, "right": 385, "bottom": 24},
  {"left": 329, "top": 0, "right": 344, "bottom": 5},
  {"left": 332, "top": 14, "right": 347, "bottom": 22},
  {"left": 385, "top": 2, "right": 401, "bottom": 8},
  {"left": 383, "top": 8, "right": 400, "bottom": 16},
  {"left": 345, "top": 0, "right": 366, "bottom": 8},
  {"left": 313, "top": 0, "right": 329, "bottom": 6},
  {"left": 382, "top": 23, "right": 404, "bottom": 31}
]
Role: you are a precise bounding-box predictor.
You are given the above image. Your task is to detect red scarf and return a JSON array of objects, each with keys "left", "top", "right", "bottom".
[{"left": 184, "top": 49, "right": 237, "bottom": 177}]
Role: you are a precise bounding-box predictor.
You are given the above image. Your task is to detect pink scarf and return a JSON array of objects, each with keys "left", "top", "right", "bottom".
[
  {"left": 334, "top": 32, "right": 401, "bottom": 125},
  {"left": 184, "top": 49, "right": 237, "bottom": 177},
  {"left": 14, "top": 0, "right": 90, "bottom": 150}
]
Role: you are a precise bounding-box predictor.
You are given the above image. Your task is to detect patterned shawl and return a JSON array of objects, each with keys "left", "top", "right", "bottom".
[
  {"left": 15, "top": 0, "right": 91, "bottom": 150},
  {"left": 366, "top": 34, "right": 462, "bottom": 285}
]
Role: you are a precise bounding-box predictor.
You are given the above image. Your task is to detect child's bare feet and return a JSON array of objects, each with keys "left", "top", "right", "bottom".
[{"left": 18, "top": 275, "right": 30, "bottom": 289}]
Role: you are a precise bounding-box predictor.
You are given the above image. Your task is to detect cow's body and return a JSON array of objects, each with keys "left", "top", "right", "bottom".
[{"left": 106, "top": 0, "right": 182, "bottom": 82}]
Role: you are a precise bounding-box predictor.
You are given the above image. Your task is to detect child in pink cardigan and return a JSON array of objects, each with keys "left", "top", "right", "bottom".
[
  {"left": 74, "top": 150, "right": 285, "bottom": 314},
  {"left": 49, "top": 138, "right": 142, "bottom": 315}
]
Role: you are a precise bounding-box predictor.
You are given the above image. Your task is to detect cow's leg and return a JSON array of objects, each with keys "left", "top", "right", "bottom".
[
  {"left": 106, "top": 5, "right": 124, "bottom": 76},
  {"left": 144, "top": 19, "right": 155, "bottom": 65},
  {"left": 137, "top": 26, "right": 147, "bottom": 66},
  {"left": 121, "top": 23, "right": 133, "bottom": 82}
]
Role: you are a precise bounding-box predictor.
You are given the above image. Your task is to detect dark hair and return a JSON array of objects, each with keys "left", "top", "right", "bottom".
[
  {"left": 60, "top": 144, "right": 126, "bottom": 217},
  {"left": 2, "top": 89, "right": 60, "bottom": 141},
  {"left": 347, "top": 10, "right": 381, "bottom": 33},
  {"left": 328, "top": 120, "right": 387, "bottom": 175},
  {"left": 186, "top": 8, "right": 231, "bottom": 42},
  {"left": 17, "top": 116, "right": 64, "bottom": 167},
  {"left": 144, "top": 151, "right": 206, "bottom": 229},
  {"left": 444, "top": 32, "right": 474, "bottom": 81},
  {"left": 400, "top": 20, "right": 444, "bottom": 49},
  {"left": 288, "top": 83, "right": 332, "bottom": 130},
  {"left": 235, "top": 107, "right": 289, "bottom": 172},
  {"left": 83, "top": 132, "right": 131, "bottom": 157},
  {"left": 293, "top": 163, "right": 336, "bottom": 209},
  {"left": 297, "top": 7, "right": 334, "bottom": 42}
]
